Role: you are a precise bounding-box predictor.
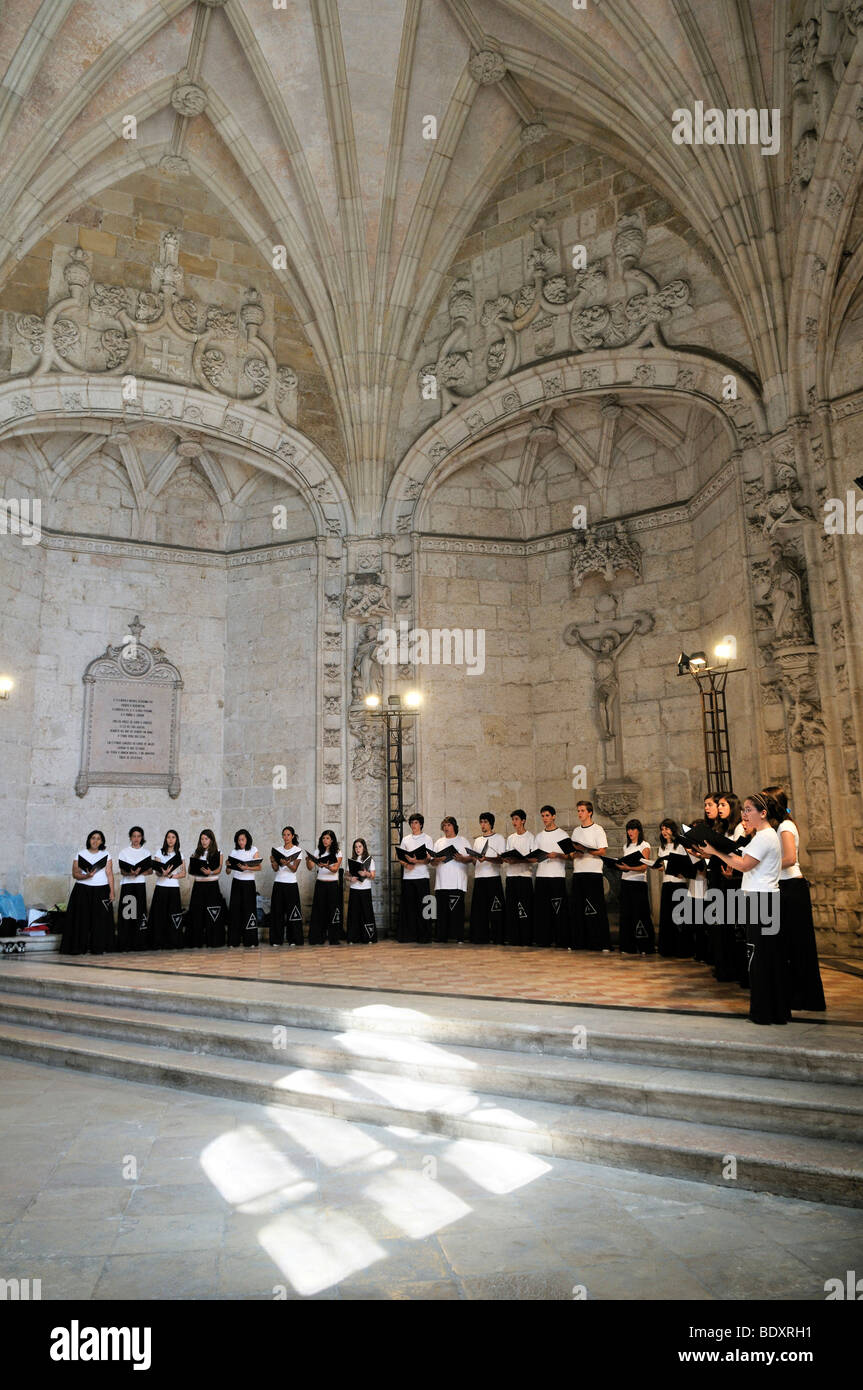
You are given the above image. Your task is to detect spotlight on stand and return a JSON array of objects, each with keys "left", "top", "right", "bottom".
[
  {"left": 404, "top": 690, "right": 422, "bottom": 708},
  {"left": 364, "top": 693, "right": 381, "bottom": 709},
  {"left": 674, "top": 641, "right": 744, "bottom": 795},
  {"left": 677, "top": 652, "right": 692, "bottom": 676},
  {"left": 714, "top": 635, "right": 737, "bottom": 662}
]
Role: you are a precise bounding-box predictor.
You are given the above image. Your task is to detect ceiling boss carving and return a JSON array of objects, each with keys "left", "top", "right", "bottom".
[{"left": 13, "top": 232, "right": 299, "bottom": 424}]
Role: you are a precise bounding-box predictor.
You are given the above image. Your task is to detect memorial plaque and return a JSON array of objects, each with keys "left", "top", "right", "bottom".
[{"left": 75, "top": 617, "right": 183, "bottom": 798}]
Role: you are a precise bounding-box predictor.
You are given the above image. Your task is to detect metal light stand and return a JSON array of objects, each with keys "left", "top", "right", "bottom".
[
  {"left": 365, "top": 696, "right": 420, "bottom": 937},
  {"left": 686, "top": 665, "right": 745, "bottom": 795}
]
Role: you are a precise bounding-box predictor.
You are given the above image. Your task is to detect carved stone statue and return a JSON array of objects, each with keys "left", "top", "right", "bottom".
[
  {"left": 351, "top": 623, "right": 384, "bottom": 704},
  {"left": 764, "top": 542, "right": 812, "bottom": 644}
]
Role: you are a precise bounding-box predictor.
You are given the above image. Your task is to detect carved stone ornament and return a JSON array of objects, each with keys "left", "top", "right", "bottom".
[
  {"left": 342, "top": 574, "right": 392, "bottom": 621},
  {"left": 570, "top": 522, "right": 642, "bottom": 591},
  {"left": 75, "top": 617, "right": 182, "bottom": 799},
  {"left": 594, "top": 779, "right": 642, "bottom": 823},
  {"left": 171, "top": 82, "right": 207, "bottom": 117},
  {"left": 772, "top": 645, "right": 827, "bottom": 752},
  {"left": 349, "top": 714, "right": 387, "bottom": 781},
  {"left": 10, "top": 237, "right": 299, "bottom": 425},
  {"left": 469, "top": 49, "right": 507, "bottom": 84}
]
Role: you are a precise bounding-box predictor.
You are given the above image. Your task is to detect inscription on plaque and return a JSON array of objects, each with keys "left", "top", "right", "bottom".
[{"left": 75, "top": 617, "right": 183, "bottom": 798}]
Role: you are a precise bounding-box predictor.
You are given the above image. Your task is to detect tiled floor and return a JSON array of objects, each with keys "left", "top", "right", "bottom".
[
  {"left": 1, "top": 1057, "right": 859, "bottom": 1300},
  {"left": 55, "top": 943, "right": 863, "bottom": 1024}
]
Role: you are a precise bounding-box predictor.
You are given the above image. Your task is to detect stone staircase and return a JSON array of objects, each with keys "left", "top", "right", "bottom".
[{"left": 0, "top": 960, "right": 861, "bottom": 1206}]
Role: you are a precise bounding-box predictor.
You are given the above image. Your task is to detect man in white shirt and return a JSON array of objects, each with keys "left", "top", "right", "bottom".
[
  {"left": 569, "top": 799, "right": 610, "bottom": 951},
  {"left": 431, "top": 817, "right": 473, "bottom": 943},
  {"left": 503, "top": 809, "right": 536, "bottom": 946},
  {"left": 396, "top": 813, "right": 435, "bottom": 944},
  {"left": 534, "top": 805, "right": 570, "bottom": 948},
  {"left": 468, "top": 812, "right": 507, "bottom": 944}
]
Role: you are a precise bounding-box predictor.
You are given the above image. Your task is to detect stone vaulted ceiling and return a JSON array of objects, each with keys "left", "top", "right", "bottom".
[{"left": 2, "top": 0, "right": 863, "bottom": 528}]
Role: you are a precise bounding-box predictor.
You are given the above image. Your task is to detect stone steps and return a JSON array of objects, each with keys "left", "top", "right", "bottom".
[
  {"left": 0, "top": 962, "right": 861, "bottom": 1206},
  {"left": 1, "top": 988, "right": 862, "bottom": 1143}
]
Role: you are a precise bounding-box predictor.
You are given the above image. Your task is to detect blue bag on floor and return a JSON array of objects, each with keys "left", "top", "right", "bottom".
[{"left": 0, "top": 891, "right": 26, "bottom": 923}]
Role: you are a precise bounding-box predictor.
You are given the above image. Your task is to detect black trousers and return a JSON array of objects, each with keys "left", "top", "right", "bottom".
[
  {"left": 469, "top": 876, "right": 505, "bottom": 943},
  {"left": 780, "top": 877, "right": 826, "bottom": 1011},
  {"left": 746, "top": 893, "right": 790, "bottom": 1024},
  {"left": 188, "top": 879, "right": 226, "bottom": 948},
  {"left": 618, "top": 880, "right": 655, "bottom": 954},
  {"left": 309, "top": 879, "right": 344, "bottom": 944},
  {"left": 571, "top": 873, "right": 610, "bottom": 951},
  {"left": 229, "top": 879, "right": 258, "bottom": 947},
  {"left": 504, "top": 877, "right": 533, "bottom": 945},
  {"left": 346, "top": 889, "right": 377, "bottom": 943},
  {"left": 270, "top": 881, "right": 304, "bottom": 945},
  {"left": 534, "top": 877, "right": 568, "bottom": 947},
  {"left": 397, "top": 878, "right": 431, "bottom": 943},
  {"left": 116, "top": 882, "right": 148, "bottom": 952},
  {"left": 434, "top": 889, "right": 465, "bottom": 943}
]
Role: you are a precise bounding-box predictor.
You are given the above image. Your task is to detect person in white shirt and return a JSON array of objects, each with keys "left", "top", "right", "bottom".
[
  {"left": 307, "top": 829, "right": 344, "bottom": 945},
  {"left": 655, "top": 818, "right": 692, "bottom": 957},
  {"left": 431, "top": 817, "right": 473, "bottom": 943},
  {"left": 468, "top": 812, "right": 506, "bottom": 944},
  {"left": 346, "top": 837, "right": 377, "bottom": 944},
  {"left": 617, "top": 819, "right": 655, "bottom": 955},
  {"left": 702, "top": 792, "right": 789, "bottom": 1025},
  {"left": 188, "top": 828, "right": 226, "bottom": 949},
  {"left": 226, "top": 828, "right": 262, "bottom": 948},
  {"left": 396, "top": 813, "right": 435, "bottom": 944},
  {"left": 60, "top": 829, "right": 114, "bottom": 956},
  {"left": 150, "top": 829, "right": 186, "bottom": 950},
  {"left": 533, "top": 805, "right": 570, "bottom": 948},
  {"left": 569, "top": 799, "right": 609, "bottom": 952},
  {"left": 115, "top": 825, "right": 152, "bottom": 953},
  {"left": 764, "top": 785, "right": 825, "bottom": 1012},
  {"left": 711, "top": 793, "right": 749, "bottom": 985},
  {"left": 503, "top": 809, "right": 536, "bottom": 946},
  {"left": 269, "top": 825, "right": 304, "bottom": 947}
]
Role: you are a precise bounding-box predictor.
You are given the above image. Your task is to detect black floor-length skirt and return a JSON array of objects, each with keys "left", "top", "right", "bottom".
[
  {"left": 346, "top": 889, "right": 377, "bottom": 943},
  {"left": 149, "top": 887, "right": 185, "bottom": 949},
  {"left": 469, "top": 876, "right": 505, "bottom": 944},
  {"left": 434, "top": 888, "right": 465, "bottom": 943},
  {"left": 571, "top": 873, "right": 611, "bottom": 951},
  {"left": 309, "top": 879, "right": 344, "bottom": 944},
  {"left": 187, "top": 879, "right": 227, "bottom": 948},
  {"left": 116, "top": 882, "right": 148, "bottom": 953},
  {"left": 60, "top": 882, "right": 112, "bottom": 956},
  {"left": 658, "top": 881, "right": 687, "bottom": 956},
  {"left": 618, "top": 880, "right": 655, "bottom": 954},
  {"left": 780, "top": 877, "right": 826, "bottom": 1011},
  {"left": 229, "top": 879, "right": 259, "bottom": 947},
  {"left": 746, "top": 893, "right": 791, "bottom": 1024},
  {"left": 397, "top": 878, "right": 431, "bottom": 943},
  {"left": 504, "top": 877, "right": 533, "bottom": 945},
  {"left": 270, "top": 881, "right": 304, "bottom": 945},
  {"left": 534, "top": 877, "right": 568, "bottom": 947}
]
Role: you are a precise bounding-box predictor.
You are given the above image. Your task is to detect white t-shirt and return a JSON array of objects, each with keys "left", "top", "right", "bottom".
[
  {"left": 570, "top": 822, "right": 607, "bottom": 875},
  {"left": 433, "top": 836, "right": 471, "bottom": 892},
  {"left": 153, "top": 851, "right": 182, "bottom": 889},
  {"left": 474, "top": 832, "right": 506, "bottom": 880},
  {"left": 535, "top": 828, "right": 569, "bottom": 879},
  {"left": 658, "top": 841, "right": 687, "bottom": 884},
  {"left": 505, "top": 830, "right": 535, "bottom": 879},
  {"left": 400, "top": 832, "right": 434, "bottom": 881},
  {"left": 312, "top": 848, "right": 341, "bottom": 882},
  {"left": 273, "top": 844, "right": 303, "bottom": 884},
  {"left": 777, "top": 819, "right": 803, "bottom": 881},
  {"left": 348, "top": 856, "right": 375, "bottom": 892},
  {"left": 77, "top": 847, "right": 110, "bottom": 888},
  {"left": 741, "top": 826, "right": 782, "bottom": 894},
  {"left": 118, "top": 843, "right": 149, "bottom": 887},
  {"left": 230, "top": 846, "right": 260, "bottom": 882},
  {"left": 621, "top": 840, "right": 650, "bottom": 883}
]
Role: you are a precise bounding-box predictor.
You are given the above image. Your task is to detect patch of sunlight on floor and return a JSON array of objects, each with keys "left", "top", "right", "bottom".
[
  {"left": 334, "top": 1030, "right": 478, "bottom": 1070},
  {"left": 349, "top": 1004, "right": 430, "bottom": 1023},
  {"left": 260, "top": 1107, "right": 384, "bottom": 1166},
  {"left": 360, "top": 1167, "right": 472, "bottom": 1238},
  {"left": 258, "top": 1208, "right": 386, "bottom": 1295},
  {"left": 439, "top": 1138, "right": 553, "bottom": 1193},
  {"left": 199, "top": 1127, "right": 310, "bottom": 1205},
  {"left": 344, "top": 1070, "right": 480, "bottom": 1114}
]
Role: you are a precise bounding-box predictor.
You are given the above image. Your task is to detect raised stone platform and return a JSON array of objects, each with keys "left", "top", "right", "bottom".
[{"left": 1, "top": 961, "right": 861, "bottom": 1209}]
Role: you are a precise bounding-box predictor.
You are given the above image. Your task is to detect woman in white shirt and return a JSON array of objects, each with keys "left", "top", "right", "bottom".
[
  {"left": 431, "top": 817, "right": 473, "bottom": 943},
  {"left": 269, "top": 826, "right": 304, "bottom": 947},
  {"left": 116, "top": 825, "right": 152, "bottom": 953},
  {"left": 307, "top": 830, "right": 344, "bottom": 945},
  {"left": 617, "top": 819, "right": 655, "bottom": 955},
  {"left": 396, "top": 813, "right": 434, "bottom": 944},
  {"left": 61, "top": 829, "right": 114, "bottom": 956},
  {"left": 346, "top": 837, "right": 377, "bottom": 944},
  {"left": 503, "top": 809, "right": 536, "bottom": 947},
  {"left": 150, "top": 829, "right": 186, "bottom": 950},
  {"left": 468, "top": 812, "right": 506, "bottom": 944},
  {"left": 188, "top": 828, "right": 226, "bottom": 949},
  {"left": 656, "top": 818, "right": 692, "bottom": 957},
  {"left": 226, "top": 828, "right": 261, "bottom": 948},
  {"left": 702, "top": 792, "right": 789, "bottom": 1025},
  {"left": 764, "top": 786, "right": 825, "bottom": 1012}
]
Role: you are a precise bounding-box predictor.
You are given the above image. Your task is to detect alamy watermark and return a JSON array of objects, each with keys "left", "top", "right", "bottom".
[
  {"left": 671, "top": 888, "right": 779, "bottom": 934},
  {"left": 672, "top": 102, "right": 780, "bottom": 157},
  {"left": 376, "top": 619, "right": 485, "bottom": 676},
  {"left": 0, "top": 498, "right": 41, "bottom": 545}
]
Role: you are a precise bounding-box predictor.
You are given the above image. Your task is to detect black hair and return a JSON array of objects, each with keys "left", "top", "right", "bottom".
[
  {"left": 353, "top": 837, "right": 369, "bottom": 858},
  {"left": 717, "top": 793, "right": 742, "bottom": 833},
  {"left": 161, "top": 829, "right": 181, "bottom": 855},
  {"left": 576, "top": 800, "right": 594, "bottom": 815},
  {"left": 234, "top": 828, "right": 253, "bottom": 850},
  {"left": 318, "top": 829, "right": 339, "bottom": 855},
  {"left": 281, "top": 825, "right": 299, "bottom": 846},
  {"left": 195, "top": 829, "right": 219, "bottom": 863},
  {"left": 511, "top": 808, "right": 527, "bottom": 822},
  {"left": 763, "top": 785, "right": 790, "bottom": 820},
  {"left": 659, "top": 818, "right": 679, "bottom": 845},
  {"left": 85, "top": 829, "right": 106, "bottom": 851},
  {"left": 128, "top": 826, "right": 145, "bottom": 844},
  {"left": 479, "top": 811, "right": 495, "bottom": 828},
  {"left": 408, "top": 812, "right": 424, "bottom": 829},
  {"left": 625, "top": 819, "right": 643, "bottom": 841},
  {"left": 540, "top": 804, "right": 556, "bottom": 817}
]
